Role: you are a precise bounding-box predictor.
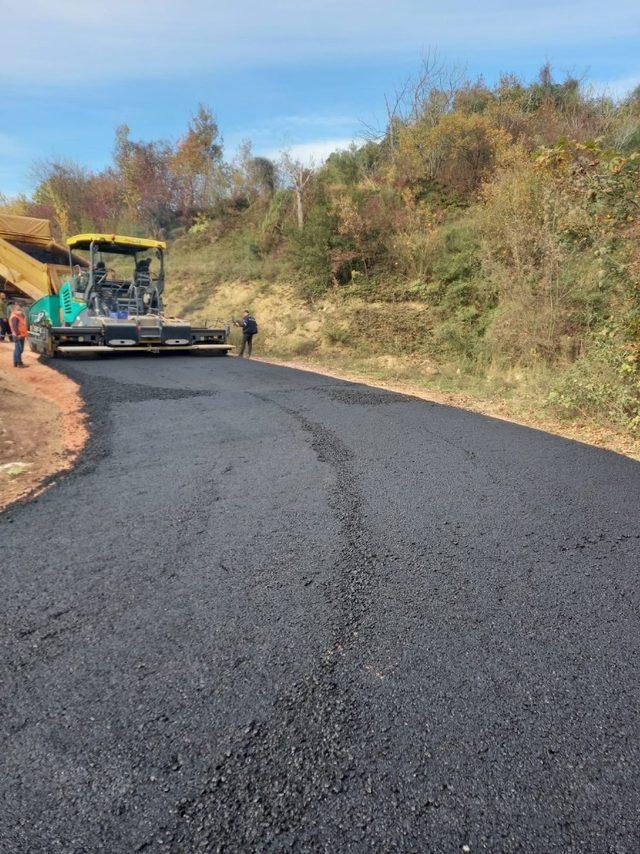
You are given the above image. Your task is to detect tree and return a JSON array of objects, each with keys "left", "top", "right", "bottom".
[
  {"left": 173, "top": 104, "right": 225, "bottom": 214},
  {"left": 395, "top": 113, "right": 509, "bottom": 196},
  {"left": 281, "top": 152, "right": 314, "bottom": 229},
  {"left": 0, "top": 193, "right": 30, "bottom": 216},
  {"left": 247, "top": 156, "right": 278, "bottom": 196},
  {"left": 83, "top": 168, "right": 124, "bottom": 232},
  {"left": 368, "top": 52, "right": 465, "bottom": 162},
  {"left": 114, "top": 124, "right": 178, "bottom": 234},
  {"left": 232, "top": 141, "right": 278, "bottom": 201},
  {"left": 332, "top": 193, "right": 389, "bottom": 280},
  {"left": 30, "top": 159, "right": 91, "bottom": 237}
]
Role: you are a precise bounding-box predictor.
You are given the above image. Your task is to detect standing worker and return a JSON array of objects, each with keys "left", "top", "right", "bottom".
[
  {"left": 9, "top": 304, "right": 28, "bottom": 368},
  {"left": 233, "top": 310, "right": 258, "bottom": 358},
  {"left": 0, "top": 292, "right": 10, "bottom": 341}
]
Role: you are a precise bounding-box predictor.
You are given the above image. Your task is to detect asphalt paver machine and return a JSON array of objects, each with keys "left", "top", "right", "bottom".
[{"left": 28, "top": 233, "right": 231, "bottom": 356}]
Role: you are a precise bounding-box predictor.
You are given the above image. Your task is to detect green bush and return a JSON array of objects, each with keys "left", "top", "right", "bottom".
[
  {"left": 286, "top": 200, "right": 336, "bottom": 297},
  {"left": 549, "top": 336, "right": 640, "bottom": 429}
]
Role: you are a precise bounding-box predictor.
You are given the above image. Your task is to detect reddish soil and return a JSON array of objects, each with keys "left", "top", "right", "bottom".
[{"left": 0, "top": 340, "right": 87, "bottom": 512}]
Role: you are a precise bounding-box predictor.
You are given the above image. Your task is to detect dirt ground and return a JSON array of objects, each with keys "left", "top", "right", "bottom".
[{"left": 0, "top": 340, "right": 87, "bottom": 512}]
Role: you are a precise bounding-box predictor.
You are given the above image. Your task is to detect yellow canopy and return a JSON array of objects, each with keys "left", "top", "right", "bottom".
[
  {"left": 0, "top": 214, "right": 53, "bottom": 244},
  {"left": 67, "top": 233, "right": 166, "bottom": 253}
]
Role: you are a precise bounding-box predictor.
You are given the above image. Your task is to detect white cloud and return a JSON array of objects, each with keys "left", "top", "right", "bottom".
[
  {"left": 240, "top": 113, "right": 357, "bottom": 142},
  {"left": 588, "top": 75, "right": 640, "bottom": 100},
  {"left": 264, "top": 137, "right": 356, "bottom": 165},
  {"left": 1, "top": 0, "right": 638, "bottom": 85},
  {"left": 224, "top": 113, "right": 360, "bottom": 162}
]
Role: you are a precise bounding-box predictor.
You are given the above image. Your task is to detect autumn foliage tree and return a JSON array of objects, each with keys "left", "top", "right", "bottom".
[
  {"left": 20, "top": 105, "right": 228, "bottom": 240},
  {"left": 30, "top": 160, "right": 91, "bottom": 237},
  {"left": 113, "top": 125, "right": 180, "bottom": 234},
  {"left": 173, "top": 104, "right": 224, "bottom": 215}
]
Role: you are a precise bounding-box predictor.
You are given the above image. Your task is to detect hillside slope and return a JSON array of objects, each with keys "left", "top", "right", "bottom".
[
  {"left": 163, "top": 72, "right": 640, "bottom": 449},
  {"left": 164, "top": 221, "right": 640, "bottom": 459}
]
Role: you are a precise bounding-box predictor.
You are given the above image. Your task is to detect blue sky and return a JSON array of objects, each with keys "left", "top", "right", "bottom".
[{"left": 1, "top": 0, "right": 638, "bottom": 196}]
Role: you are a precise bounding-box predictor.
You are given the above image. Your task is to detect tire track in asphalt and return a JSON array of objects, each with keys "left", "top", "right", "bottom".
[{"left": 157, "top": 396, "right": 388, "bottom": 852}]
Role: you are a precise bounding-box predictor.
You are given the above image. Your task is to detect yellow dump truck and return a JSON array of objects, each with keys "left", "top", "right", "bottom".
[{"left": 0, "top": 214, "right": 85, "bottom": 301}]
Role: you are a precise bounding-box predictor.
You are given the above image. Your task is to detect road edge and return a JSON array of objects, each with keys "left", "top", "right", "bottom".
[{"left": 253, "top": 354, "right": 640, "bottom": 462}]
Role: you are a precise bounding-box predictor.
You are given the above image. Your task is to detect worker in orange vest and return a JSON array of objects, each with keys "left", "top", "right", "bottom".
[{"left": 9, "top": 304, "right": 28, "bottom": 368}]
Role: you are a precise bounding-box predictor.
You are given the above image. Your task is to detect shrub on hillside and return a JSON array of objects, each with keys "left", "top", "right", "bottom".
[
  {"left": 550, "top": 335, "right": 640, "bottom": 429},
  {"left": 395, "top": 113, "right": 509, "bottom": 197},
  {"left": 478, "top": 148, "right": 582, "bottom": 363}
]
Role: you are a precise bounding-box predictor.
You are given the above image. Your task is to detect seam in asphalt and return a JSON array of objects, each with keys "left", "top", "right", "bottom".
[{"left": 153, "top": 392, "right": 389, "bottom": 852}]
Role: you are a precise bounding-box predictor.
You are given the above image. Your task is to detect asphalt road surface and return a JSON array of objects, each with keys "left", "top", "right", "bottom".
[{"left": 2, "top": 354, "right": 639, "bottom": 853}]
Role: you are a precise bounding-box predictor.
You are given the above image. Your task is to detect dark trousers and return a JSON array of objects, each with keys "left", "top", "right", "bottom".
[
  {"left": 13, "top": 337, "right": 25, "bottom": 366},
  {"left": 239, "top": 333, "right": 254, "bottom": 357},
  {"left": 0, "top": 319, "right": 9, "bottom": 340}
]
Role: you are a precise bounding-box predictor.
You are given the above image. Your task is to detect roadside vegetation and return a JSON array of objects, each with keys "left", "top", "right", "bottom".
[{"left": 3, "top": 64, "right": 640, "bottom": 436}]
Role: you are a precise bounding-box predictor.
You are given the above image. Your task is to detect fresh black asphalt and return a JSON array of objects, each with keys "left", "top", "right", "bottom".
[{"left": 1, "top": 354, "right": 639, "bottom": 853}]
